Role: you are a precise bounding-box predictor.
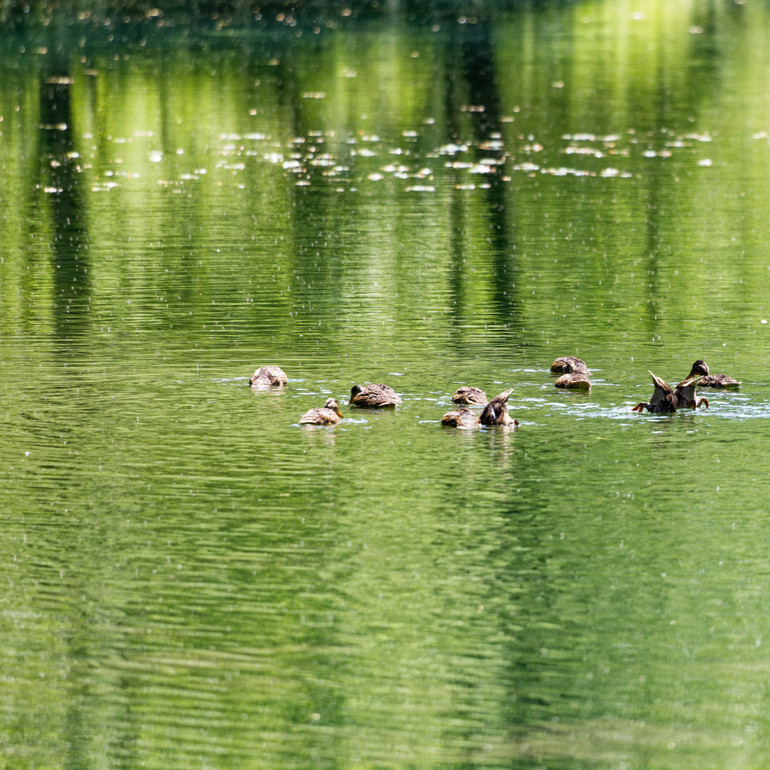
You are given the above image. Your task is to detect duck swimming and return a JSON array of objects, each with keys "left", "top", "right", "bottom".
[
  {"left": 698, "top": 372, "right": 741, "bottom": 388},
  {"left": 250, "top": 365, "right": 288, "bottom": 388},
  {"left": 555, "top": 372, "right": 591, "bottom": 390},
  {"left": 300, "top": 398, "right": 343, "bottom": 425},
  {"left": 551, "top": 357, "right": 591, "bottom": 390},
  {"left": 479, "top": 388, "right": 519, "bottom": 427},
  {"left": 674, "top": 360, "right": 710, "bottom": 410},
  {"left": 451, "top": 386, "right": 487, "bottom": 405},
  {"left": 550, "top": 356, "right": 590, "bottom": 376},
  {"left": 349, "top": 383, "right": 402, "bottom": 407},
  {"left": 441, "top": 408, "right": 481, "bottom": 429}
]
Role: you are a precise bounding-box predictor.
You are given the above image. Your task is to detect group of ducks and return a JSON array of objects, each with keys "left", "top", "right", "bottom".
[
  {"left": 248, "top": 364, "right": 518, "bottom": 427},
  {"left": 248, "top": 356, "right": 741, "bottom": 427},
  {"left": 249, "top": 365, "right": 405, "bottom": 425}
]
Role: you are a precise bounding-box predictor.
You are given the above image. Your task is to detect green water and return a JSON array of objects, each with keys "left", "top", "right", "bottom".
[{"left": 3, "top": 0, "right": 770, "bottom": 767}]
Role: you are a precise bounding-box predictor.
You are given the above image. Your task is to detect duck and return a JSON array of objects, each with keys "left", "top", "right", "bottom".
[
  {"left": 451, "top": 386, "right": 487, "bottom": 405},
  {"left": 300, "top": 398, "right": 343, "bottom": 425},
  {"left": 555, "top": 372, "right": 591, "bottom": 390},
  {"left": 249, "top": 365, "right": 288, "bottom": 388},
  {"left": 349, "top": 383, "right": 402, "bottom": 407},
  {"left": 698, "top": 372, "right": 741, "bottom": 388},
  {"left": 550, "top": 356, "right": 590, "bottom": 376},
  {"left": 441, "top": 408, "right": 481, "bottom": 429},
  {"left": 479, "top": 388, "right": 519, "bottom": 427},
  {"left": 674, "top": 360, "right": 710, "bottom": 410},
  {"left": 632, "top": 371, "right": 698, "bottom": 414}
]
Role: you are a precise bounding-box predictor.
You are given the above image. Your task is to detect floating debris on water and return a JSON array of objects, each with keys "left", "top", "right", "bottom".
[{"left": 53, "top": 118, "right": 729, "bottom": 193}]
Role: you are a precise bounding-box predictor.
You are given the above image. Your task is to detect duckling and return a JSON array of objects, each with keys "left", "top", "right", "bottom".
[
  {"left": 441, "top": 408, "right": 481, "bottom": 429},
  {"left": 550, "top": 356, "right": 590, "bottom": 376},
  {"left": 249, "top": 365, "right": 288, "bottom": 388},
  {"left": 555, "top": 373, "right": 591, "bottom": 390},
  {"left": 349, "top": 383, "right": 402, "bottom": 408},
  {"left": 632, "top": 371, "right": 679, "bottom": 414},
  {"left": 698, "top": 373, "right": 742, "bottom": 388},
  {"left": 300, "top": 398, "right": 343, "bottom": 425},
  {"left": 674, "top": 360, "right": 710, "bottom": 409},
  {"left": 451, "top": 386, "right": 487, "bottom": 405},
  {"left": 479, "top": 388, "right": 519, "bottom": 427}
]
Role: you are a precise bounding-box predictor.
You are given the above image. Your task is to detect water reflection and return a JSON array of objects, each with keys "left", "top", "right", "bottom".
[{"left": 38, "top": 59, "right": 91, "bottom": 338}]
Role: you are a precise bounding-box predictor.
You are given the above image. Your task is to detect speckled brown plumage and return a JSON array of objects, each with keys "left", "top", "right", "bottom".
[
  {"left": 441, "top": 409, "right": 481, "bottom": 429},
  {"left": 550, "top": 356, "right": 590, "bottom": 376},
  {"left": 451, "top": 386, "right": 487, "bottom": 405},
  {"left": 249, "top": 365, "right": 288, "bottom": 388},
  {"left": 555, "top": 373, "right": 591, "bottom": 390},
  {"left": 699, "top": 373, "right": 741, "bottom": 388},
  {"left": 349, "top": 383, "right": 402, "bottom": 407},
  {"left": 479, "top": 388, "right": 519, "bottom": 427},
  {"left": 300, "top": 399, "right": 343, "bottom": 425}
]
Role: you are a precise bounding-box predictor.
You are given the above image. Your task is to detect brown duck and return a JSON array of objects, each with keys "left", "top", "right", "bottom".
[
  {"left": 249, "top": 365, "right": 288, "bottom": 388},
  {"left": 300, "top": 399, "right": 343, "bottom": 425},
  {"left": 674, "top": 360, "right": 710, "bottom": 410},
  {"left": 441, "top": 408, "right": 481, "bottom": 429},
  {"left": 555, "top": 372, "right": 591, "bottom": 390},
  {"left": 479, "top": 388, "right": 519, "bottom": 427},
  {"left": 349, "top": 383, "right": 402, "bottom": 407},
  {"left": 698, "top": 373, "right": 741, "bottom": 388},
  {"left": 451, "top": 386, "right": 487, "bottom": 405},
  {"left": 550, "top": 356, "right": 590, "bottom": 376},
  {"left": 551, "top": 356, "right": 591, "bottom": 390}
]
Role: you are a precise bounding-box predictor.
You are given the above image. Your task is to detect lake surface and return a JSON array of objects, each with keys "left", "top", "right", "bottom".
[{"left": 3, "top": 0, "right": 770, "bottom": 766}]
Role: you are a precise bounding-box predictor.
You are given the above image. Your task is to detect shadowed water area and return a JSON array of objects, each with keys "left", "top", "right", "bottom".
[{"left": 3, "top": 0, "right": 770, "bottom": 766}]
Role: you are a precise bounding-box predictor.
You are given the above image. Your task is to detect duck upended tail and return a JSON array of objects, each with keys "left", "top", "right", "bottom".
[
  {"left": 480, "top": 388, "right": 519, "bottom": 427},
  {"left": 632, "top": 371, "right": 678, "bottom": 414}
]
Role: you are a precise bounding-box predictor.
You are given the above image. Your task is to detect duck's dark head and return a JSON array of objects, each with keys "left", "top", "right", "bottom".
[
  {"left": 350, "top": 385, "right": 364, "bottom": 401},
  {"left": 689, "top": 360, "right": 709, "bottom": 378}
]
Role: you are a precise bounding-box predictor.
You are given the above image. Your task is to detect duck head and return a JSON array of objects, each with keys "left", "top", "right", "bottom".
[{"left": 687, "top": 360, "right": 709, "bottom": 379}]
